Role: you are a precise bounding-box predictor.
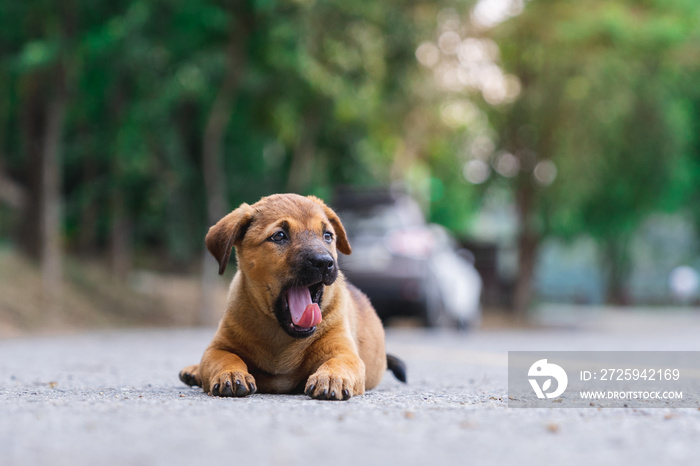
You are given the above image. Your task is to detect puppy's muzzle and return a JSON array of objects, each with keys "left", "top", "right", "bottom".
[
  {"left": 273, "top": 249, "right": 337, "bottom": 338},
  {"left": 308, "top": 253, "right": 335, "bottom": 282},
  {"left": 294, "top": 248, "right": 338, "bottom": 287}
]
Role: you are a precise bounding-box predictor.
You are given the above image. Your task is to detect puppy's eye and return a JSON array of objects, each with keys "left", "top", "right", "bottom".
[
  {"left": 323, "top": 232, "right": 333, "bottom": 243},
  {"left": 270, "top": 231, "right": 288, "bottom": 243}
]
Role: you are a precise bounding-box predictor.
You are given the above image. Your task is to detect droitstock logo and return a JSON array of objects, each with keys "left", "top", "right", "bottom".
[
  {"left": 528, "top": 359, "right": 568, "bottom": 399},
  {"left": 510, "top": 351, "right": 700, "bottom": 408}
]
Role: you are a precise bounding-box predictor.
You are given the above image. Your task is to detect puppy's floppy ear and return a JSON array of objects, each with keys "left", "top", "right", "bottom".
[
  {"left": 307, "top": 196, "right": 352, "bottom": 255},
  {"left": 205, "top": 203, "right": 254, "bottom": 275}
]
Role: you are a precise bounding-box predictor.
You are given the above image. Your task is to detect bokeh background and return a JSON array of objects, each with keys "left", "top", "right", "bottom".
[{"left": 1, "top": 0, "right": 700, "bottom": 335}]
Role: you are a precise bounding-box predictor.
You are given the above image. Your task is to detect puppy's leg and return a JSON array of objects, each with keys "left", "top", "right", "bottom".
[
  {"left": 304, "top": 335, "right": 366, "bottom": 401},
  {"left": 200, "top": 348, "right": 257, "bottom": 397},
  {"left": 179, "top": 364, "right": 202, "bottom": 387}
]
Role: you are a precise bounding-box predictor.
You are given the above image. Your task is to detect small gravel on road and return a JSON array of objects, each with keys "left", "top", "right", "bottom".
[{"left": 2, "top": 321, "right": 699, "bottom": 466}]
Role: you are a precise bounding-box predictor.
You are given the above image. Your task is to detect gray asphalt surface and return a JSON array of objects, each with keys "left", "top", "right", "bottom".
[{"left": 2, "top": 311, "right": 700, "bottom": 466}]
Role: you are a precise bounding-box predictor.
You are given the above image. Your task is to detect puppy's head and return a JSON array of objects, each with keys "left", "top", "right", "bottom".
[{"left": 205, "top": 194, "right": 351, "bottom": 338}]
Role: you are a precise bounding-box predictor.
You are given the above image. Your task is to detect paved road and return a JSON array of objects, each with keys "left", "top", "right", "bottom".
[{"left": 2, "top": 312, "right": 700, "bottom": 466}]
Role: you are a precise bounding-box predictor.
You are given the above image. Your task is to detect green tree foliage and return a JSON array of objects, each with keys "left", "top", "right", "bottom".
[
  {"left": 2, "top": 0, "right": 700, "bottom": 317},
  {"left": 485, "top": 0, "right": 700, "bottom": 310},
  {"left": 0, "top": 0, "right": 459, "bottom": 271}
]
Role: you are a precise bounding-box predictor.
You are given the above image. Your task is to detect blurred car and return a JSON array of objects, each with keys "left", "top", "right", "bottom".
[{"left": 333, "top": 188, "right": 482, "bottom": 328}]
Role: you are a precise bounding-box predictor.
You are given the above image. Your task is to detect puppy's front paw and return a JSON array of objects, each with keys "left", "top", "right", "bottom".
[
  {"left": 304, "top": 372, "right": 363, "bottom": 401},
  {"left": 209, "top": 371, "right": 257, "bottom": 397},
  {"left": 179, "top": 365, "right": 201, "bottom": 387}
]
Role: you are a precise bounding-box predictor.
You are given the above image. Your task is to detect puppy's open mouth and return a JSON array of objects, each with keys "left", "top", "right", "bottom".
[{"left": 280, "top": 282, "right": 324, "bottom": 337}]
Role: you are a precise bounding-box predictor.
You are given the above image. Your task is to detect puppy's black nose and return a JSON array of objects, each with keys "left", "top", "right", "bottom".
[{"left": 309, "top": 254, "right": 334, "bottom": 272}]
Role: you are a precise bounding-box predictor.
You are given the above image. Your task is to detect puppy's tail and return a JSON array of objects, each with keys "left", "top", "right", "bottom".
[{"left": 386, "top": 354, "right": 407, "bottom": 383}]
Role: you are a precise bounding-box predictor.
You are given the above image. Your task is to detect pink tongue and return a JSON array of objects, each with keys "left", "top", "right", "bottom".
[{"left": 286, "top": 287, "right": 322, "bottom": 328}]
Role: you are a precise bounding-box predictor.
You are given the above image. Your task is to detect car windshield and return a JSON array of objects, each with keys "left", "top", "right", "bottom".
[
  {"left": 340, "top": 206, "right": 401, "bottom": 237},
  {"left": 339, "top": 198, "right": 426, "bottom": 238}
]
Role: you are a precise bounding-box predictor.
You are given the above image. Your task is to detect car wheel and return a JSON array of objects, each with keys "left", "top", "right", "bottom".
[{"left": 422, "top": 286, "right": 449, "bottom": 328}]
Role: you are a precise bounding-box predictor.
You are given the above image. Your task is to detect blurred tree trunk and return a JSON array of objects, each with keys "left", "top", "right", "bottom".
[
  {"left": 110, "top": 189, "right": 132, "bottom": 282},
  {"left": 602, "top": 235, "right": 632, "bottom": 305},
  {"left": 78, "top": 149, "right": 99, "bottom": 254},
  {"left": 33, "top": 55, "right": 68, "bottom": 313},
  {"left": 286, "top": 111, "right": 319, "bottom": 193},
  {"left": 512, "top": 178, "right": 540, "bottom": 322},
  {"left": 199, "top": 6, "right": 253, "bottom": 325},
  {"left": 18, "top": 75, "right": 45, "bottom": 260},
  {"left": 506, "top": 68, "right": 556, "bottom": 321},
  {"left": 13, "top": 0, "right": 76, "bottom": 315},
  {"left": 40, "top": 63, "right": 68, "bottom": 315},
  {"left": 513, "top": 231, "right": 540, "bottom": 321},
  {"left": 17, "top": 67, "right": 68, "bottom": 315},
  {"left": 108, "top": 81, "right": 132, "bottom": 281}
]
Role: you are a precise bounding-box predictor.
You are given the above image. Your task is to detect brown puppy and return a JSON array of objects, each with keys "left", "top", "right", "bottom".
[{"left": 179, "top": 193, "right": 406, "bottom": 400}]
